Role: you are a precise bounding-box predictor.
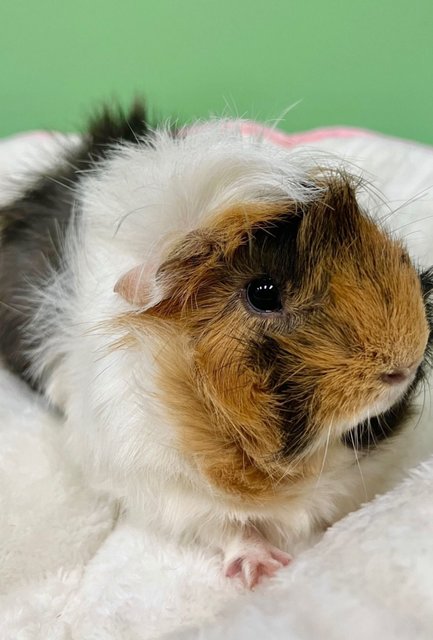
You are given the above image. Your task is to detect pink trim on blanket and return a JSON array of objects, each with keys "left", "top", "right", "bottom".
[
  {"left": 0, "top": 131, "right": 61, "bottom": 150},
  {"left": 5, "top": 131, "right": 56, "bottom": 142},
  {"left": 234, "top": 122, "right": 372, "bottom": 147}
]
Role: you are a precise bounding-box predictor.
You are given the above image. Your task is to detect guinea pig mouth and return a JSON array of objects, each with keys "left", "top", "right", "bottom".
[
  {"left": 342, "top": 368, "right": 420, "bottom": 450},
  {"left": 364, "top": 372, "right": 415, "bottom": 423}
]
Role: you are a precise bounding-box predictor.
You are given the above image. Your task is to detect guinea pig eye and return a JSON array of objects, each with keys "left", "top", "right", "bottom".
[{"left": 245, "top": 278, "right": 282, "bottom": 313}]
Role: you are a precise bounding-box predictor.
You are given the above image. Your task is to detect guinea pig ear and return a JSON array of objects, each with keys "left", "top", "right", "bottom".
[
  {"left": 115, "top": 230, "right": 221, "bottom": 314},
  {"left": 114, "top": 261, "right": 165, "bottom": 309}
]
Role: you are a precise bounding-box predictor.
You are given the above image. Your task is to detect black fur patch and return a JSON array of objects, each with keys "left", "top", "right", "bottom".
[
  {"left": 251, "top": 334, "right": 311, "bottom": 458},
  {"left": 0, "top": 101, "right": 153, "bottom": 386},
  {"left": 242, "top": 213, "right": 305, "bottom": 291},
  {"left": 85, "top": 101, "right": 152, "bottom": 159}
]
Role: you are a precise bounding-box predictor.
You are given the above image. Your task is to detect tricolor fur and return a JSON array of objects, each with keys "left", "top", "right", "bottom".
[{"left": 0, "top": 105, "right": 432, "bottom": 571}]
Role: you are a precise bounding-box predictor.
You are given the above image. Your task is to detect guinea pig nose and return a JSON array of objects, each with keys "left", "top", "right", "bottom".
[
  {"left": 381, "top": 369, "right": 411, "bottom": 385},
  {"left": 381, "top": 361, "right": 419, "bottom": 385}
]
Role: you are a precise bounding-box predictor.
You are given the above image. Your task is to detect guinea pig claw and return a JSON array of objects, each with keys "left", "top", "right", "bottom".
[{"left": 224, "top": 538, "right": 292, "bottom": 589}]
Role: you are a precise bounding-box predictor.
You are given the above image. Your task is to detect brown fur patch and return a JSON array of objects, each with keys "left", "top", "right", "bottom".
[{"left": 116, "top": 173, "right": 430, "bottom": 502}]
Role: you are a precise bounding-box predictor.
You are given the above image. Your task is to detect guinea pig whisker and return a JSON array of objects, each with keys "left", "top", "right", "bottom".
[
  {"left": 424, "top": 377, "right": 432, "bottom": 431},
  {"left": 376, "top": 415, "right": 391, "bottom": 443},
  {"left": 416, "top": 380, "right": 428, "bottom": 430},
  {"left": 391, "top": 213, "right": 433, "bottom": 236},
  {"left": 400, "top": 230, "right": 428, "bottom": 243},
  {"left": 362, "top": 415, "right": 370, "bottom": 451},
  {"left": 367, "top": 415, "right": 377, "bottom": 452},
  {"left": 364, "top": 414, "right": 373, "bottom": 454},
  {"left": 411, "top": 377, "right": 429, "bottom": 434},
  {"left": 376, "top": 186, "right": 433, "bottom": 227},
  {"left": 314, "top": 421, "right": 333, "bottom": 491},
  {"left": 426, "top": 374, "right": 432, "bottom": 417},
  {"left": 350, "top": 430, "right": 368, "bottom": 500}
]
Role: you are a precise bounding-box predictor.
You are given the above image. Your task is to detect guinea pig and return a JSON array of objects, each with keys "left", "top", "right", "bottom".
[{"left": 0, "top": 103, "right": 432, "bottom": 589}]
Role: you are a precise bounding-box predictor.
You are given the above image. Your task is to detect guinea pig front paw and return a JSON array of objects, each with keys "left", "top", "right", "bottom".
[{"left": 223, "top": 531, "right": 292, "bottom": 589}]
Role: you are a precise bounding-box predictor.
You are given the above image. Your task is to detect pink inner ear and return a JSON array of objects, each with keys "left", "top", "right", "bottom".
[{"left": 114, "top": 263, "right": 155, "bottom": 306}]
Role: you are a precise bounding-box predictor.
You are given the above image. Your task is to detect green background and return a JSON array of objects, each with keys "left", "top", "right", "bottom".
[{"left": 1, "top": 0, "right": 432, "bottom": 143}]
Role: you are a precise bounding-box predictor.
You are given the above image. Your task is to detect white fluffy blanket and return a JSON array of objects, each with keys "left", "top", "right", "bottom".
[{"left": 1, "top": 128, "right": 433, "bottom": 640}]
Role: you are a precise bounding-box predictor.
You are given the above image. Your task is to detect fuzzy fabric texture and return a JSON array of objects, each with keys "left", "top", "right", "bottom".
[
  {"left": 174, "top": 454, "right": 433, "bottom": 640},
  {"left": 1, "top": 126, "right": 433, "bottom": 639}
]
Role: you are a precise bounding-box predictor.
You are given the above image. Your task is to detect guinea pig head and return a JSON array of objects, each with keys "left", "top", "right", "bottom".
[{"left": 115, "top": 174, "right": 431, "bottom": 500}]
